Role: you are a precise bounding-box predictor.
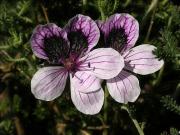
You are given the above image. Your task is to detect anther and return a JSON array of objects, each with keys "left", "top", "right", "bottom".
[{"left": 88, "top": 62, "right": 91, "bottom": 68}]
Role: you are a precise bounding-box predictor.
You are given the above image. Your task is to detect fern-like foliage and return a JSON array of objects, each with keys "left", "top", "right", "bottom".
[
  {"left": 161, "top": 127, "right": 179, "bottom": 135},
  {"left": 96, "top": 0, "right": 119, "bottom": 19},
  {"left": 161, "top": 95, "right": 180, "bottom": 115},
  {"left": 154, "top": 28, "right": 178, "bottom": 59}
]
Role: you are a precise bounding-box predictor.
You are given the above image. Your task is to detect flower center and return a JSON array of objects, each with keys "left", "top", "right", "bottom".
[{"left": 63, "top": 58, "right": 74, "bottom": 70}]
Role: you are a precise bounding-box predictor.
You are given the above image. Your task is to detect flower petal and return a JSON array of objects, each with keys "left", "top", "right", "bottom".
[
  {"left": 31, "top": 66, "right": 68, "bottom": 101},
  {"left": 70, "top": 75, "right": 104, "bottom": 115},
  {"left": 71, "top": 71, "right": 102, "bottom": 93},
  {"left": 96, "top": 20, "right": 106, "bottom": 34},
  {"left": 107, "top": 70, "right": 140, "bottom": 103},
  {"left": 101, "top": 13, "right": 139, "bottom": 52},
  {"left": 78, "top": 48, "right": 124, "bottom": 79},
  {"left": 123, "top": 44, "right": 164, "bottom": 75},
  {"left": 65, "top": 14, "right": 100, "bottom": 53},
  {"left": 95, "top": 20, "right": 106, "bottom": 48},
  {"left": 30, "top": 23, "right": 69, "bottom": 60}
]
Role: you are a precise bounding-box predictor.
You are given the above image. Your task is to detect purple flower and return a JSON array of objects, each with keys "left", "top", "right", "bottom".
[
  {"left": 30, "top": 14, "right": 124, "bottom": 114},
  {"left": 96, "top": 13, "right": 164, "bottom": 103}
]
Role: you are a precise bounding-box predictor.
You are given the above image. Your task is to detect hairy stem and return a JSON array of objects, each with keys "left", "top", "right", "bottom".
[
  {"left": 0, "top": 45, "right": 10, "bottom": 50},
  {"left": 123, "top": 0, "right": 131, "bottom": 7},
  {"left": 13, "top": 116, "right": 25, "bottom": 135},
  {"left": 97, "top": 0, "right": 106, "bottom": 21},
  {"left": 47, "top": 101, "right": 70, "bottom": 135},
  {"left": 102, "top": 86, "right": 108, "bottom": 135},
  {"left": 121, "top": 105, "right": 144, "bottom": 135},
  {"left": 111, "top": 0, "right": 118, "bottom": 14},
  {"left": 153, "top": 65, "right": 164, "bottom": 87},
  {"left": 142, "top": 0, "right": 158, "bottom": 40},
  {"left": 82, "top": 0, "right": 87, "bottom": 13},
  {"left": 144, "top": 2, "right": 157, "bottom": 42},
  {"left": 40, "top": 4, "right": 50, "bottom": 23}
]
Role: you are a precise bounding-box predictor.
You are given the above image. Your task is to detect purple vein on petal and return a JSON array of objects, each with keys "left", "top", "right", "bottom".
[
  {"left": 121, "top": 71, "right": 133, "bottom": 91},
  {"left": 79, "top": 67, "right": 119, "bottom": 71},
  {"left": 124, "top": 51, "right": 153, "bottom": 59},
  {"left": 117, "top": 75, "right": 127, "bottom": 103},
  {"left": 126, "top": 57, "right": 156, "bottom": 61},
  {"left": 83, "top": 61, "right": 120, "bottom": 64},
  {"left": 43, "top": 72, "right": 67, "bottom": 96},
  {"left": 114, "top": 77, "right": 123, "bottom": 99},
  {"left": 36, "top": 70, "right": 66, "bottom": 92},
  {"left": 117, "top": 74, "right": 128, "bottom": 94},
  {"left": 33, "top": 70, "right": 61, "bottom": 90},
  {"left": 82, "top": 54, "right": 114, "bottom": 62},
  {"left": 81, "top": 78, "right": 97, "bottom": 93},
  {"left": 79, "top": 92, "right": 85, "bottom": 105},
  {"left": 87, "top": 94, "right": 92, "bottom": 105}
]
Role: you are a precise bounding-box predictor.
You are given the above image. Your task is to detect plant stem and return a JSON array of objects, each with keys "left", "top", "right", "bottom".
[
  {"left": 0, "top": 45, "right": 10, "bottom": 50},
  {"left": 41, "top": 4, "right": 50, "bottom": 23},
  {"left": 98, "top": 0, "right": 106, "bottom": 21},
  {"left": 153, "top": 65, "right": 164, "bottom": 86},
  {"left": 111, "top": 0, "right": 118, "bottom": 14},
  {"left": 144, "top": 0, "right": 158, "bottom": 42},
  {"left": 121, "top": 105, "right": 144, "bottom": 135},
  {"left": 87, "top": 125, "right": 109, "bottom": 130},
  {"left": 103, "top": 86, "right": 108, "bottom": 135},
  {"left": 144, "top": 9, "right": 156, "bottom": 42},
  {"left": 123, "top": 0, "right": 131, "bottom": 7},
  {"left": 82, "top": 0, "right": 87, "bottom": 13},
  {"left": 13, "top": 116, "right": 25, "bottom": 135}
]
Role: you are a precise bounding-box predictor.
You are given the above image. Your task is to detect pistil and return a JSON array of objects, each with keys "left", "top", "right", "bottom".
[{"left": 63, "top": 58, "right": 75, "bottom": 71}]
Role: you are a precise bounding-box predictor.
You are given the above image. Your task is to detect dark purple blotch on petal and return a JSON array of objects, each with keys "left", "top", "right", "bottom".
[
  {"left": 65, "top": 14, "right": 100, "bottom": 56},
  {"left": 31, "top": 23, "right": 70, "bottom": 64},
  {"left": 44, "top": 35, "right": 69, "bottom": 64},
  {"left": 96, "top": 14, "right": 139, "bottom": 53},
  {"left": 106, "top": 27, "right": 128, "bottom": 51},
  {"left": 67, "top": 30, "right": 88, "bottom": 58}
]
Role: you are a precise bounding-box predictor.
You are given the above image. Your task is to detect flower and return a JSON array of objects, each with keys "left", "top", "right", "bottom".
[
  {"left": 30, "top": 14, "right": 124, "bottom": 114},
  {"left": 96, "top": 13, "right": 164, "bottom": 103}
]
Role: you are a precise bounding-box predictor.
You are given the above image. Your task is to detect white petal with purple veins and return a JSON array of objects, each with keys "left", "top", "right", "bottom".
[
  {"left": 31, "top": 66, "right": 68, "bottom": 101},
  {"left": 123, "top": 44, "right": 164, "bottom": 75},
  {"left": 30, "top": 23, "right": 68, "bottom": 59},
  {"left": 107, "top": 70, "right": 140, "bottom": 103},
  {"left": 71, "top": 71, "right": 102, "bottom": 93},
  {"left": 78, "top": 48, "right": 124, "bottom": 79},
  {"left": 65, "top": 14, "right": 100, "bottom": 52},
  {"left": 70, "top": 75, "right": 104, "bottom": 115}
]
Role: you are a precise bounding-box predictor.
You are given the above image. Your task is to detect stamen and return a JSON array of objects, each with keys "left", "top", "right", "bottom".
[
  {"left": 63, "top": 58, "right": 75, "bottom": 71},
  {"left": 88, "top": 62, "right": 91, "bottom": 68}
]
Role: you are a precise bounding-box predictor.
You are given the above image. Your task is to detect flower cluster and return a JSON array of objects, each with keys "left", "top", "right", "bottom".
[{"left": 30, "top": 14, "right": 164, "bottom": 115}]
